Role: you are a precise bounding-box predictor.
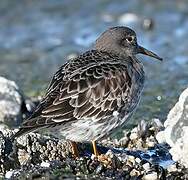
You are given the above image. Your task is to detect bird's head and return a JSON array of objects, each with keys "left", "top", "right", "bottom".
[{"left": 95, "top": 26, "right": 162, "bottom": 61}]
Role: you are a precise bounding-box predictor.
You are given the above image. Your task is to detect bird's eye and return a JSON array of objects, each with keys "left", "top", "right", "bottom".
[{"left": 126, "top": 36, "right": 134, "bottom": 43}]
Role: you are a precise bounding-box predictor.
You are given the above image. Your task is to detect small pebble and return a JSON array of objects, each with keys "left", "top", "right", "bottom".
[
  {"left": 156, "top": 96, "right": 162, "bottom": 101},
  {"left": 137, "top": 120, "right": 148, "bottom": 138},
  {"left": 40, "top": 161, "right": 50, "bottom": 168},
  {"left": 119, "top": 136, "right": 129, "bottom": 146},
  {"left": 5, "top": 171, "right": 14, "bottom": 179},
  {"left": 144, "top": 172, "right": 158, "bottom": 180},
  {"left": 130, "top": 169, "right": 140, "bottom": 176},
  {"left": 167, "top": 164, "right": 177, "bottom": 172},
  {"left": 128, "top": 155, "right": 135, "bottom": 162},
  {"left": 91, "top": 154, "right": 96, "bottom": 160},
  {"left": 135, "top": 158, "right": 141, "bottom": 164},
  {"left": 130, "top": 132, "right": 138, "bottom": 140},
  {"left": 146, "top": 141, "right": 155, "bottom": 147},
  {"left": 142, "top": 163, "right": 150, "bottom": 171},
  {"left": 5, "top": 170, "right": 19, "bottom": 179},
  {"left": 106, "top": 150, "right": 114, "bottom": 158}
]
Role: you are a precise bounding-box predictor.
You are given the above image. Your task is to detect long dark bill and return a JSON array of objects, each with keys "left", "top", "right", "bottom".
[{"left": 138, "top": 45, "right": 163, "bottom": 61}]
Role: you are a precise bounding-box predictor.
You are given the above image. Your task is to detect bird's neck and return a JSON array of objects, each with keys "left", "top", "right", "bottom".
[{"left": 130, "top": 55, "right": 145, "bottom": 76}]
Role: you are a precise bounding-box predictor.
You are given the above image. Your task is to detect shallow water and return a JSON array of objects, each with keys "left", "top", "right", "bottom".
[{"left": 0, "top": 0, "right": 188, "bottom": 126}]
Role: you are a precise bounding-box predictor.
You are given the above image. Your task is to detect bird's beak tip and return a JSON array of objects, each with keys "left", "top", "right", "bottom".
[{"left": 138, "top": 45, "right": 163, "bottom": 61}]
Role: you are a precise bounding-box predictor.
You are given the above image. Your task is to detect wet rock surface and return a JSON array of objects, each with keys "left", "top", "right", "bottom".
[
  {"left": 0, "top": 120, "right": 186, "bottom": 179},
  {"left": 157, "top": 87, "right": 188, "bottom": 168}
]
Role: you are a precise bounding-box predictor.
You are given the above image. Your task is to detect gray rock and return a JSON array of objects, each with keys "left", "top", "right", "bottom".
[
  {"left": 157, "top": 87, "right": 188, "bottom": 168},
  {"left": 0, "top": 77, "right": 25, "bottom": 128}
]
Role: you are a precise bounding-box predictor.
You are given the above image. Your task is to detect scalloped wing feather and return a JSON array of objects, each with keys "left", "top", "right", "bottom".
[{"left": 41, "top": 63, "right": 131, "bottom": 122}]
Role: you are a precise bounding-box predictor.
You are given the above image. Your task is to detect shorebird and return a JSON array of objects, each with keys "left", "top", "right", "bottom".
[{"left": 13, "top": 26, "right": 162, "bottom": 157}]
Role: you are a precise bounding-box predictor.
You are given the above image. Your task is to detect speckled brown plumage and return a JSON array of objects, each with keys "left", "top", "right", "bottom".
[{"left": 14, "top": 26, "right": 162, "bottom": 143}]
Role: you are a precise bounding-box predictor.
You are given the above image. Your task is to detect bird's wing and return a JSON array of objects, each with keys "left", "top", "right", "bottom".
[
  {"left": 16, "top": 61, "right": 132, "bottom": 137},
  {"left": 45, "top": 63, "right": 68, "bottom": 96},
  {"left": 42, "top": 62, "right": 131, "bottom": 122}
]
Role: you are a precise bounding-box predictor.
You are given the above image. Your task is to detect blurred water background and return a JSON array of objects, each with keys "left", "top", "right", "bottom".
[{"left": 0, "top": 0, "right": 188, "bottom": 127}]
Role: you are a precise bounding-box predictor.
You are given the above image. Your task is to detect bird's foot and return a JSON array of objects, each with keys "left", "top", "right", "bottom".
[{"left": 70, "top": 141, "right": 80, "bottom": 158}]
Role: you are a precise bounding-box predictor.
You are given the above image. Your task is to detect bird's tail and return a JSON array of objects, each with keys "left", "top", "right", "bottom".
[
  {"left": 12, "top": 127, "right": 36, "bottom": 139},
  {"left": 11, "top": 116, "right": 47, "bottom": 140}
]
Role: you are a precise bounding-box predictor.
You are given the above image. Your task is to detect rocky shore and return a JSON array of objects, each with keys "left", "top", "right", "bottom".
[
  {"left": 0, "top": 77, "right": 188, "bottom": 179},
  {"left": 0, "top": 119, "right": 187, "bottom": 179}
]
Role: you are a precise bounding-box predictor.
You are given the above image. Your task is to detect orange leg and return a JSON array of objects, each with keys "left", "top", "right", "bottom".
[
  {"left": 71, "top": 141, "right": 79, "bottom": 158},
  {"left": 92, "top": 140, "right": 99, "bottom": 156},
  {"left": 92, "top": 141, "right": 110, "bottom": 165}
]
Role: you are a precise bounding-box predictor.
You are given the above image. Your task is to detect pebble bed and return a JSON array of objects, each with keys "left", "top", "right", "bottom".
[{"left": 0, "top": 120, "right": 187, "bottom": 179}]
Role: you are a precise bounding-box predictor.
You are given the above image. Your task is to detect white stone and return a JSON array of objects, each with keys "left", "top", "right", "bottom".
[
  {"left": 147, "top": 141, "right": 155, "bottom": 147},
  {"left": 40, "top": 161, "right": 50, "bottom": 167},
  {"left": 142, "top": 163, "right": 150, "bottom": 171},
  {"left": 106, "top": 150, "right": 114, "bottom": 159},
  {"left": 91, "top": 154, "right": 96, "bottom": 160},
  {"left": 144, "top": 172, "right": 158, "bottom": 180},
  {"left": 0, "top": 77, "right": 25, "bottom": 127},
  {"left": 135, "top": 158, "right": 141, "bottom": 164},
  {"left": 128, "top": 155, "right": 135, "bottom": 162},
  {"left": 157, "top": 87, "right": 188, "bottom": 168},
  {"left": 156, "top": 131, "right": 166, "bottom": 143},
  {"left": 5, "top": 170, "right": 19, "bottom": 179},
  {"left": 5, "top": 171, "right": 14, "bottom": 179},
  {"left": 130, "top": 132, "right": 138, "bottom": 140},
  {"left": 167, "top": 164, "right": 177, "bottom": 172}
]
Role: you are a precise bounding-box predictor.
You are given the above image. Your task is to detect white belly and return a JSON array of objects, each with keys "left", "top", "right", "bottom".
[{"left": 48, "top": 112, "right": 131, "bottom": 142}]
